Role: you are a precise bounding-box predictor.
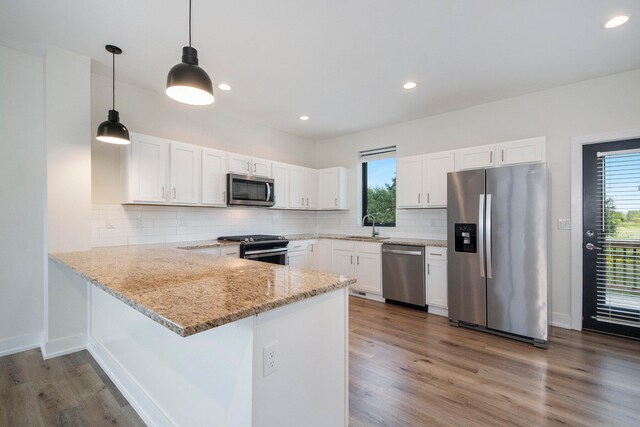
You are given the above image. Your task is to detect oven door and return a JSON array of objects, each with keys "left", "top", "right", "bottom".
[
  {"left": 243, "top": 248, "right": 288, "bottom": 265},
  {"left": 228, "top": 174, "right": 275, "bottom": 207}
]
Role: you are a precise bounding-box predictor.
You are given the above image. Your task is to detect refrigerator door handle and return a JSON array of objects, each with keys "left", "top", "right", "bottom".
[
  {"left": 486, "top": 193, "right": 493, "bottom": 279},
  {"left": 478, "top": 194, "right": 485, "bottom": 278}
]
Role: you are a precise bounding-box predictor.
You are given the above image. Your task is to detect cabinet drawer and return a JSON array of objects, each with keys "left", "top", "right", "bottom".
[
  {"left": 288, "top": 240, "right": 309, "bottom": 252},
  {"left": 356, "top": 242, "right": 381, "bottom": 254},
  {"left": 426, "top": 246, "right": 447, "bottom": 260},
  {"left": 332, "top": 240, "right": 356, "bottom": 251}
]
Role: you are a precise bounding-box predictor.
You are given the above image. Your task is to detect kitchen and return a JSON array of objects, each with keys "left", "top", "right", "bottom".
[{"left": 2, "top": 1, "right": 640, "bottom": 426}]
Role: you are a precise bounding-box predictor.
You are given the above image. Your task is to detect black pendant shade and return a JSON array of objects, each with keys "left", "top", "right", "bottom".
[
  {"left": 166, "top": 0, "right": 214, "bottom": 105},
  {"left": 96, "top": 45, "right": 130, "bottom": 145}
]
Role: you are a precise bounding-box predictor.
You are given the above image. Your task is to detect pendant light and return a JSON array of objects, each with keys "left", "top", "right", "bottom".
[
  {"left": 166, "top": 0, "right": 214, "bottom": 105},
  {"left": 96, "top": 45, "right": 130, "bottom": 145}
]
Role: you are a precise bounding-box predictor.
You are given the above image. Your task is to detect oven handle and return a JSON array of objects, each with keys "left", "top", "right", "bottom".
[
  {"left": 244, "top": 247, "right": 288, "bottom": 256},
  {"left": 266, "top": 182, "right": 271, "bottom": 202}
]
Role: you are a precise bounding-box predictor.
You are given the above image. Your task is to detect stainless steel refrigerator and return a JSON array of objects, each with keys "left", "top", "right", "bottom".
[{"left": 447, "top": 163, "right": 548, "bottom": 347}]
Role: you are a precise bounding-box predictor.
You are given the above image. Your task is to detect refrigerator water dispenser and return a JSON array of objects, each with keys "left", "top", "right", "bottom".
[{"left": 454, "top": 223, "right": 477, "bottom": 253}]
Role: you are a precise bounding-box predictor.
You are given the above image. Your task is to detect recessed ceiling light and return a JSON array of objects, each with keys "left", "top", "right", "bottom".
[
  {"left": 403, "top": 81, "right": 418, "bottom": 90},
  {"left": 604, "top": 15, "right": 630, "bottom": 29},
  {"left": 217, "top": 83, "right": 232, "bottom": 91},
  {"left": 299, "top": 115, "right": 310, "bottom": 121}
]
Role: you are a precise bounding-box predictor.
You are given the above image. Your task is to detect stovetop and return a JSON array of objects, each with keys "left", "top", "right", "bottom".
[{"left": 218, "top": 234, "right": 287, "bottom": 243}]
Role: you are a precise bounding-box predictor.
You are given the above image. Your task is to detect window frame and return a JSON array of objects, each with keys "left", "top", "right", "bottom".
[{"left": 361, "top": 158, "right": 396, "bottom": 227}]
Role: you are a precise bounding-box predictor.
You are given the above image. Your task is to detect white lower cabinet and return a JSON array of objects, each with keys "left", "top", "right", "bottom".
[
  {"left": 426, "top": 247, "right": 448, "bottom": 316},
  {"left": 331, "top": 241, "right": 382, "bottom": 295},
  {"left": 287, "top": 240, "right": 310, "bottom": 268},
  {"left": 309, "top": 240, "right": 332, "bottom": 271}
]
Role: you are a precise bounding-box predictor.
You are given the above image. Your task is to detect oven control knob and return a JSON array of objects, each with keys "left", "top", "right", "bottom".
[{"left": 249, "top": 237, "right": 254, "bottom": 242}]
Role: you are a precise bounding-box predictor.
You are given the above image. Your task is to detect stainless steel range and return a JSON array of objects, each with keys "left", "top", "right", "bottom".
[{"left": 218, "top": 234, "right": 289, "bottom": 265}]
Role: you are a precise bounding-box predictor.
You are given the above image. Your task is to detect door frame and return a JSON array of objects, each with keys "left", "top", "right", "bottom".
[{"left": 570, "top": 128, "right": 640, "bottom": 330}]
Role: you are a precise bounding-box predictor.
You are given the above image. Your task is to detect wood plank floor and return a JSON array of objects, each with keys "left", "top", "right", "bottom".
[
  {"left": 348, "top": 296, "right": 640, "bottom": 427},
  {"left": 0, "top": 349, "right": 144, "bottom": 426},
  {"left": 3, "top": 297, "right": 640, "bottom": 426}
]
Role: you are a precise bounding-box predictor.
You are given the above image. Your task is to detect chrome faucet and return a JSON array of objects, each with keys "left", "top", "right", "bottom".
[{"left": 362, "top": 214, "right": 380, "bottom": 238}]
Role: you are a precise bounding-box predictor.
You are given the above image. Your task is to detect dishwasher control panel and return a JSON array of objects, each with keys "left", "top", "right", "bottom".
[{"left": 454, "top": 223, "right": 477, "bottom": 253}]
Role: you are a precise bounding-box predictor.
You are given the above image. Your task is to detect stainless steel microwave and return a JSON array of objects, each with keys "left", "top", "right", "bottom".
[{"left": 227, "top": 174, "right": 275, "bottom": 207}]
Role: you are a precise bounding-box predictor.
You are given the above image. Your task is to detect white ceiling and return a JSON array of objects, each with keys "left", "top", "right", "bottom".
[{"left": 1, "top": 0, "right": 639, "bottom": 140}]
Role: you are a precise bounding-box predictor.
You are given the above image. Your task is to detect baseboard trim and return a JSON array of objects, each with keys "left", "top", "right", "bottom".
[
  {"left": 428, "top": 306, "right": 449, "bottom": 318},
  {"left": 551, "top": 312, "right": 571, "bottom": 330},
  {"left": 349, "top": 290, "right": 385, "bottom": 303},
  {"left": 0, "top": 332, "right": 42, "bottom": 357},
  {"left": 42, "top": 333, "right": 87, "bottom": 360},
  {"left": 87, "top": 337, "right": 175, "bottom": 427}
]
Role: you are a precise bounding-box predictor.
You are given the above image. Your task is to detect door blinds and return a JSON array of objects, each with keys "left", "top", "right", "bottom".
[{"left": 595, "top": 149, "right": 640, "bottom": 328}]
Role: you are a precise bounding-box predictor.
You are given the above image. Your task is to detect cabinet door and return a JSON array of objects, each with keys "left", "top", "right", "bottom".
[
  {"left": 455, "top": 144, "right": 495, "bottom": 171},
  {"left": 396, "top": 155, "right": 423, "bottom": 208},
  {"left": 332, "top": 249, "right": 355, "bottom": 276},
  {"left": 271, "top": 162, "right": 290, "bottom": 209},
  {"left": 305, "top": 169, "right": 319, "bottom": 209},
  {"left": 170, "top": 142, "right": 200, "bottom": 204},
  {"left": 355, "top": 252, "right": 382, "bottom": 294},
  {"left": 228, "top": 154, "right": 252, "bottom": 175},
  {"left": 251, "top": 158, "right": 272, "bottom": 178},
  {"left": 496, "top": 136, "right": 545, "bottom": 166},
  {"left": 308, "top": 240, "right": 320, "bottom": 269},
  {"left": 201, "top": 148, "right": 227, "bottom": 206},
  {"left": 289, "top": 167, "right": 306, "bottom": 209},
  {"left": 288, "top": 251, "right": 307, "bottom": 269},
  {"left": 316, "top": 240, "right": 333, "bottom": 272},
  {"left": 424, "top": 151, "right": 455, "bottom": 207},
  {"left": 318, "top": 168, "right": 339, "bottom": 209},
  {"left": 427, "top": 260, "right": 448, "bottom": 308},
  {"left": 130, "top": 134, "right": 169, "bottom": 203}
]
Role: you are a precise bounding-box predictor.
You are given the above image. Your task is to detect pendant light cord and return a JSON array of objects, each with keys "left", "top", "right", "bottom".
[
  {"left": 112, "top": 52, "right": 115, "bottom": 110},
  {"left": 188, "top": 0, "right": 192, "bottom": 47}
]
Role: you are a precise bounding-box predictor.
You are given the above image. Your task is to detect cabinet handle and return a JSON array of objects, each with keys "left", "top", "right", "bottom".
[
  {"left": 173, "top": 187, "right": 176, "bottom": 199},
  {"left": 254, "top": 163, "right": 257, "bottom": 173},
  {"left": 301, "top": 197, "right": 304, "bottom": 205},
  {"left": 490, "top": 151, "right": 493, "bottom": 163},
  {"left": 501, "top": 149, "right": 504, "bottom": 162},
  {"left": 428, "top": 263, "right": 430, "bottom": 275},
  {"left": 311, "top": 244, "right": 314, "bottom": 253},
  {"left": 350, "top": 255, "right": 353, "bottom": 265},
  {"left": 161, "top": 186, "right": 165, "bottom": 198},
  {"left": 357, "top": 255, "right": 360, "bottom": 265},
  {"left": 418, "top": 193, "right": 421, "bottom": 204},
  {"left": 335, "top": 197, "right": 338, "bottom": 207},
  {"left": 306, "top": 198, "right": 309, "bottom": 206},
  {"left": 247, "top": 161, "right": 250, "bottom": 172},
  {"left": 427, "top": 193, "right": 430, "bottom": 203}
]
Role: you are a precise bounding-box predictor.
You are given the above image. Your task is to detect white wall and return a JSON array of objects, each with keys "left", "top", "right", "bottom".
[
  {"left": 0, "top": 45, "right": 45, "bottom": 355},
  {"left": 314, "top": 68, "right": 640, "bottom": 328},
  {"left": 91, "top": 74, "right": 317, "bottom": 204}
]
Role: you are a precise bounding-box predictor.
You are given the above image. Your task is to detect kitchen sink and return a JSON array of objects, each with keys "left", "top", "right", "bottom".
[{"left": 344, "top": 235, "right": 390, "bottom": 240}]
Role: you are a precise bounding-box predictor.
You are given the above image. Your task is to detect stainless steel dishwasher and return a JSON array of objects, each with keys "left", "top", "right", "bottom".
[{"left": 382, "top": 244, "right": 426, "bottom": 308}]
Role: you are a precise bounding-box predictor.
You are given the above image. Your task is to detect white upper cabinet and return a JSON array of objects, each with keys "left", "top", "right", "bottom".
[
  {"left": 455, "top": 144, "right": 496, "bottom": 171},
  {"left": 318, "top": 167, "right": 348, "bottom": 210},
  {"left": 170, "top": 142, "right": 200, "bottom": 205},
  {"left": 496, "top": 136, "right": 545, "bottom": 166},
  {"left": 423, "top": 150, "right": 455, "bottom": 208},
  {"left": 201, "top": 148, "right": 227, "bottom": 206},
  {"left": 124, "top": 133, "right": 169, "bottom": 203},
  {"left": 251, "top": 157, "right": 272, "bottom": 178},
  {"left": 305, "top": 169, "right": 319, "bottom": 209},
  {"left": 227, "top": 153, "right": 271, "bottom": 178},
  {"left": 289, "top": 167, "right": 306, "bottom": 209},
  {"left": 271, "top": 162, "right": 290, "bottom": 209},
  {"left": 397, "top": 155, "right": 423, "bottom": 208}
]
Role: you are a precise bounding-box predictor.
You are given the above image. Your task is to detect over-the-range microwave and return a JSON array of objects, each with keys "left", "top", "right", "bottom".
[{"left": 227, "top": 174, "right": 275, "bottom": 207}]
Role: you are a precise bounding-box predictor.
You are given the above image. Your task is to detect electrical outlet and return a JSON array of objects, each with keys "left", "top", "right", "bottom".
[
  {"left": 106, "top": 219, "right": 114, "bottom": 229},
  {"left": 558, "top": 218, "right": 571, "bottom": 230},
  {"left": 263, "top": 341, "right": 279, "bottom": 377},
  {"left": 136, "top": 217, "right": 144, "bottom": 228},
  {"left": 180, "top": 217, "right": 188, "bottom": 226}
]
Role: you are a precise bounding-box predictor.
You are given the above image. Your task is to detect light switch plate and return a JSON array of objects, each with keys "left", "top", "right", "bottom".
[{"left": 558, "top": 218, "right": 571, "bottom": 230}]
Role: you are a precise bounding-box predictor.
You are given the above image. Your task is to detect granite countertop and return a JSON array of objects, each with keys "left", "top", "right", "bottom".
[
  {"left": 50, "top": 244, "right": 355, "bottom": 337},
  {"left": 285, "top": 233, "right": 447, "bottom": 248}
]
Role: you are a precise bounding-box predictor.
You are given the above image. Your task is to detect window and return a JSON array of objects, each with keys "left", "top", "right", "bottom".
[{"left": 361, "top": 147, "right": 396, "bottom": 227}]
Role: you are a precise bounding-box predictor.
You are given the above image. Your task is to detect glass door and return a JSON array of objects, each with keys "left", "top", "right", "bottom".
[{"left": 583, "top": 139, "right": 640, "bottom": 338}]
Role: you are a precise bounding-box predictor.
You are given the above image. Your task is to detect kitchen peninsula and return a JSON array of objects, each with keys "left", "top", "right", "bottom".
[{"left": 48, "top": 243, "right": 354, "bottom": 427}]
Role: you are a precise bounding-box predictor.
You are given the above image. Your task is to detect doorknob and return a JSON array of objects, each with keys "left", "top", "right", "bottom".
[{"left": 585, "top": 243, "right": 601, "bottom": 251}]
